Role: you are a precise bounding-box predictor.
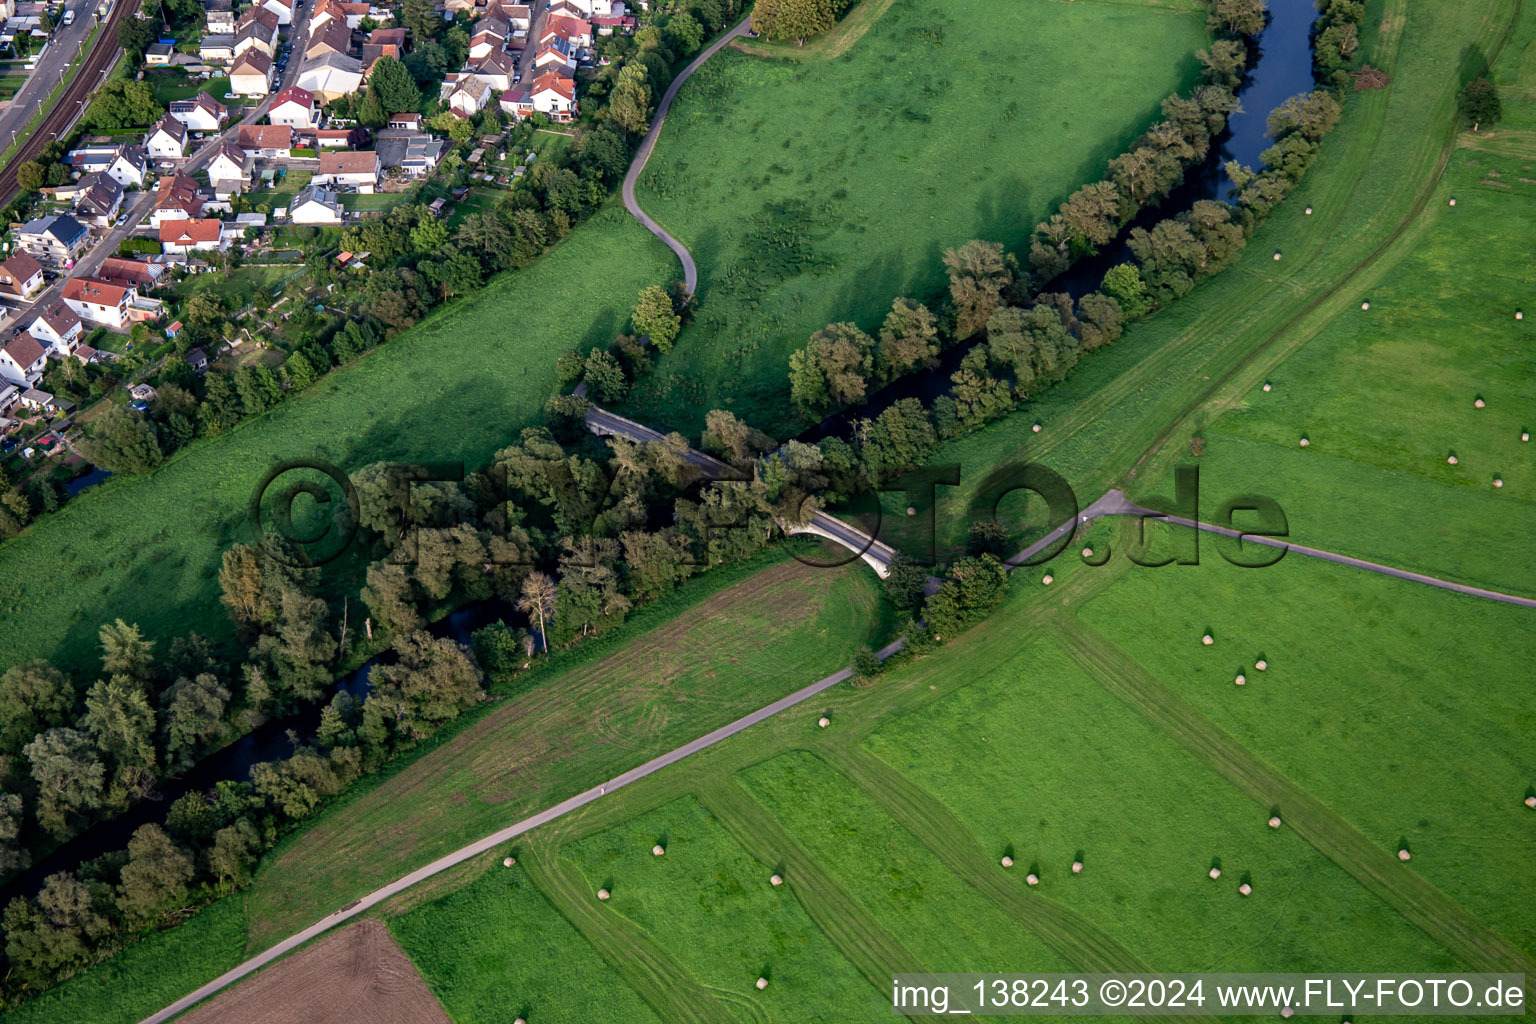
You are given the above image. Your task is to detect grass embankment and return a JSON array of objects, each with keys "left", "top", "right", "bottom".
[
  {"left": 626, "top": 0, "right": 1208, "bottom": 434},
  {"left": 0, "top": 204, "right": 674, "bottom": 671}
]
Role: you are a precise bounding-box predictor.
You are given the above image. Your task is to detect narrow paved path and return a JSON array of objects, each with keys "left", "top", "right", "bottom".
[
  {"left": 140, "top": 637, "right": 902, "bottom": 1024},
  {"left": 621, "top": 16, "right": 753, "bottom": 297}
]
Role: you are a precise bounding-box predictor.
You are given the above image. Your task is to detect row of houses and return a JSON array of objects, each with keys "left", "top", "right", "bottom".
[{"left": 441, "top": 0, "right": 605, "bottom": 122}]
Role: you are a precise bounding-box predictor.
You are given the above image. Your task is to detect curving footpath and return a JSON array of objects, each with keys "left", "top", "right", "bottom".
[{"left": 622, "top": 15, "right": 754, "bottom": 297}]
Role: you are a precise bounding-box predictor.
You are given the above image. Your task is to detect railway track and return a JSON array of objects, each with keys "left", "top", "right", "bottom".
[{"left": 0, "top": 0, "right": 136, "bottom": 207}]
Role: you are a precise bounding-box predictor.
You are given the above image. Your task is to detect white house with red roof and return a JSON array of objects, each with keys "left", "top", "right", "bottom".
[
  {"left": 542, "top": 14, "right": 593, "bottom": 48},
  {"left": 268, "top": 86, "right": 320, "bottom": 129},
  {"left": 24, "top": 304, "right": 83, "bottom": 357},
  {"left": 168, "top": 92, "right": 229, "bottom": 132},
  {"left": 0, "top": 253, "right": 45, "bottom": 302},
  {"left": 62, "top": 277, "right": 134, "bottom": 329},
  {"left": 160, "top": 219, "right": 226, "bottom": 254},
  {"left": 262, "top": 0, "right": 294, "bottom": 25}
]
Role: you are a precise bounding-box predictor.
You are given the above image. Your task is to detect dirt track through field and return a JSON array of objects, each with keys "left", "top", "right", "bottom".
[
  {"left": 173, "top": 919, "right": 448, "bottom": 1024},
  {"left": 1056, "top": 616, "right": 1536, "bottom": 977}
]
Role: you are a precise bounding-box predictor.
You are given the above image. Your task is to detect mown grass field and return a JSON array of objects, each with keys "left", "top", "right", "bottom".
[
  {"left": 391, "top": 868, "right": 663, "bottom": 1024},
  {"left": 626, "top": 0, "right": 1209, "bottom": 434},
  {"left": 242, "top": 555, "right": 893, "bottom": 948},
  {"left": 0, "top": 203, "right": 674, "bottom": 671}
]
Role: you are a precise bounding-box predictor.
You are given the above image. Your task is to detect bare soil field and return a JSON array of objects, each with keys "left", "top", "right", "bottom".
[{"left": 175, "top": 919, "right": 448, "bottom": 1024}]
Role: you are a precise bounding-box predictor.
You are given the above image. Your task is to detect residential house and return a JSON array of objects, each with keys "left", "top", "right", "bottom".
[
  {"left": 468, "top": 17, "right": 507, "bottom": 59},
  {"left": 0, "top": 252, "right": 45, "bottom": 302},
  {"left": 235, "top": 6, "right": 280, "bottom": 57},
  {"left": 267, "top": 86, "right": 319, "bottom": 129},
  {"left": 261, "top": 0, "right": 293, "bottom": 25},
  {"left": 65, "top": 144, "right": 148, "bottom": 188},
  {"left": 310, "top": 0, "right": 369, "bottom": 30},
  {"left": 313, "top": 150, "right": 379, "bottom": 193},
  {"left": 150, "top": 172, "right": 204, "bottom": 226},
  {"left": 313, "top": 128, "right": 354, "bottom": 147},
  {"left": 169, "top": 91, "right": 229, "bottom": 131},
  {"left": 287, "top": 183, "right": 344, "bottom": 224},
  {"left": 444, "top": 0, "right": 475, "bottom": 14},
  {"left": 73, "top": 172, "right": 124, "bottom": 225},
  {"left": 295, "top": 52, "right": 364, "bottom": 101},
  {"left": 532, "top": 36, "right": 576, "bottom": 72},
  {"left": 62, "top": 277, "right": 133, "bottom": 329},
  {"left": 17, "top": 214, "right": 89, "bottom": 266},
  {"left": 306, "top": 17, "right": 352, "bottom": 59},
  {"left": 24, "top": 304, "right": 83, "bottom": 357},
  {"left": 465, "top": 49, "right": 515, "bottom": 90},
  {"left": 446, "top": 76, "right": 493, "bottom": 118},
  {"left": 376, "top": 129, "right": 445, "bottom": 178},
  {"left": 159, "top": 218, "right": 226, "bottom": 254},
  {"left": 146, "top": 41, "right": 176, "bottom": 65},
  {"left": 18, "top": 388, "right": 52, "bottom": 413},
  {"left": 97, "top": 257, "right": 167, "bottom": 292},
  {"left": 0, "top": 335, "right": 47, "bottom": 387},
  {"left": 199, "top": 34, "right": 235, "bottom": 62},
  {"left": 530, "top": 71, "right": 576, "bottom": 121},
  {"left": 493, "top": 2, "right": 531, "bottom": 30},
  {"left": 237, "top": 124, "right": 294, "bottom": 158},
  {"left": 205, "top": 0, "right": 236, "bottom": 33},
  {"left": 543, "top": 14, "right": 593, "bottom": 48},
  {"left": 207, "top": 142, "right": 254, "bottom": 197},
  {"left": 368, "top": 27, "right": 405, "bottom": 51},
  {"left": 230, "top": 49, "right": 275, "bottom": 96},
  {"left": 144, "top": 115, "right": 190, "bottom": 160}
]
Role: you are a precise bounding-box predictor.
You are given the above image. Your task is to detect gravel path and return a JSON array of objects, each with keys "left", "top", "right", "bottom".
[{"left": 621, "top": 16, "right": 753, "bottom": 296}]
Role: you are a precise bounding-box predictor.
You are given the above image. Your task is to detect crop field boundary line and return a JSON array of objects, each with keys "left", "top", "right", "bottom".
[
  {"left": 1054, "top": 615, "right": 1536, "bottom": 977},
  {"left": 521, "top": 843, "right": 752, "bottom": 1024},
  {"left": 699, "top": 779, "right": 950, "bottom": 1024},
  {"left": 821, "top": 747, "right": 1203, "bottom": 1024}
]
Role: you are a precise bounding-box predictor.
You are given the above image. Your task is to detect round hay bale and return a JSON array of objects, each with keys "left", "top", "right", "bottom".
[
  {"left": 1072, "top": 860, "right": 1083, "bottom": 874},
  {"left": 1522, "top": 432, "right": 1530, "bottom": 442},
  {"left": 597, "top": 888, "right": 611, "bottom": 900},
  {"left": 1235, "top": 674, "right": 1247, "bottom": 686},
  {"left": 1523, "top": 796, "right": 1535, "bottom": 808},
  {"left": 756, "top": 977, "right": 769, "bottom": 991},
  {"left": 1361, "top": 301, "right": 1370, "bottom": 310},
  {"left": 905, "top": 506, "right": 916, "bottom": 516},
  {"left": 1268, "top": 816, "right": 1282, "bottom": 829},
  {"left": 1449, "top": 198, "right": 1457, "bottom": 206},
  {"left": 1448, "top": 455, "right": 1459, "bottom": 465},
  {"left": 1475, "top": 398, "right": 1486, "bottom": 408},
  {"left": 1238, "top": 882, "right": 1252, "bottom": 896},
  {"left": 1209, "top": 867, "right": 1222, "bottom": 879},
  {"left": 1042, "top": 574, "right": 1054, "bottom": 585},
  {"left": 1304, "top": 206, "right": 1313, "bottom": 215},
  {"left": 1273, "top": 252, "right": 1282, "bottom": 261},
  {"left": 652, "top": 844, "right": 665, "bottom": 856},
  {"left": 1262, "top": 382, "right": 1272, "bottom": 392},
  {"left": 1299, "top": 438, "right": 1310, "bottom": 447},
  {"left": 1202, "top": 634, "right": 1214, "bottom": 646},
  {"left": 1518, "top": 311, "right": 1525, "bottom": 321},
  {"left": 1494, "top": 477, "right": 1504, "bottom": 488},
  {"left": 817, "top": 716, "right": 830, "bottom": 728},
  {"left": 503, "top": 856, "right": 516, "bottom": 868},
  {"left": 1282, "top": 1006, "right": 1296, "bottom": 1019},
  {"left": 1082, "top": 547, "right": 1094, "bottom": 559},
  {"left": 1398, "top": 849, "right": 1411, "bottom": 861},
  {"left": 1026, "top": 873, "right": 1040, "bottom": 886},
  {"left": 1255, "top": 659, "right": 1268, "bottom": 671},
  {"left": 515, "top": 1018, "right": 527, "bottom": 1024},
  {"left": 770, "top": 873, "right": 784, "bottom": 886},
  {"left": 1032, "top": 422, "right": 1043, "bottom": 433},
  {"left": 1001, "top": 855, "right": 1014, "bottom": 868}
]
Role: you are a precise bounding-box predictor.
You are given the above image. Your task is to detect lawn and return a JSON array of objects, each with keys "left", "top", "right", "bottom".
[
  {"left": 1076, "top": 553, "right": 1536, "bottom": 957},
  {"left": 624, "top": 0, "right": 1210, "bottom": 435},
  {"left": 241, "top": 554, "right": 893, "bottom": 948},
  {"left": 391, "top": 869, "right": 663, "bottom": 1024},
  {"left": 169, "top": 264, "right": 297, "bottom": 308},
  {"left": 339, "top": 192, "right": 413, "bottom": 212},
  {"left": 0, "top": 202, "right": 675, "bottom": 671},
  {"left": 553, "top": 796, "right": 893, "bottom": 1022},
  {"left": 149, "top": 72, "right": 230, "bottom": 104}
]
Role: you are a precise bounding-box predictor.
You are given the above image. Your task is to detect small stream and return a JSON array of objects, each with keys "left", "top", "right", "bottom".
[{"left": 795, "top": 0, "right": 1320, "bottom": 445}]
